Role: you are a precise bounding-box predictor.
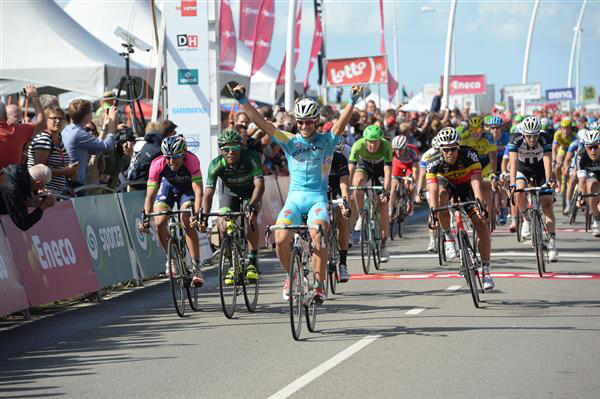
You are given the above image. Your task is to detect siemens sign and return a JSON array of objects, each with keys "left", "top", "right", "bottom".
[{"left": 546, "top": 88, "right": 575, "bottom": 101}]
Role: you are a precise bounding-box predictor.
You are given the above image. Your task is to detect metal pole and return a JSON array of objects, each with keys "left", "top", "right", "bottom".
[
  {"left": 451, "top": 34, "right": 456, "bottom": 75},
  {"left": 568, "top": 0, "right": 587, "bottom": 110},
  {"left": 575, "top": 28, "right": 582, "bottom": 104},
  {"left": 151, "top": 4, "right": 167, "bottom": 122},
  {"left": 285, "top": 0, "right": 298, "bottom": 112},
  {"left": 442, "top": 0, "right": 457, "bottom": 109},
  {"left": 321, "top": 1, "right": 328, "bottom": 105},
  {"left": 521, "top": 0, "right": 540, "bottom": 115},
  {"left": 392, "top": 1, "right": 400, "bottom": 105}
]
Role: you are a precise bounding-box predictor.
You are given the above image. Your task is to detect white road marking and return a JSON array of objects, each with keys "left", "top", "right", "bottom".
[
  {"left": 268, "top": 335, "right": 381, "bottom": 399},
  {"left": 404, "top": 308, "right": 425, "bottom": 315},
  {"left": 446, "top": 285, "right": 462, "bottom": 291}
]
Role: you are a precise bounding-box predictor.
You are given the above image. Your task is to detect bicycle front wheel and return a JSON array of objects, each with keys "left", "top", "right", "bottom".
[
  {"left": 219, "top": 237, "right": 238, "bottom": 319},
  {"left": 167, "top": 238, "right": 186, "bottom": 317},
  {"left": 327, "top": 228, "right": 339, "bottom": 295},
  {"left": 532, "top": 210, "right": 546, "bottom": 277},
  {"left": 372, "top": 216, "right": 381, "bottom": 271},
  {"left": 459, "top": 231, "right": 480, "bottom": 308},
  {"left": 515, "top": 210, "right": 523, "bottom": 243},
  {"left": 436, "top": 225, "right": 446, "bottom": 266},
  {"left": 242, "top": 261, "right": 259, "bottom": 313},
  {"left": 289, "top": 248, "right": 304, "bottom": 341},
  {"left": 305, "top": 269, "right": 317, "bottom": 333},
  {"left": 360, "top": 210, "right": 371, "bottom": 274}
]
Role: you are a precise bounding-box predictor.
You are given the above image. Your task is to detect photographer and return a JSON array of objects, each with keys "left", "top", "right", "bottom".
[
  {"left": 0, "top": 164, "right": 56, "bottom": 231},
  {"left": 102, "top": 123, "right": 134, "bottom": 189}
]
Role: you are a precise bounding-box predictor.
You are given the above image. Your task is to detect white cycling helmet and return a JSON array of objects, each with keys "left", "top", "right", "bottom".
[
  {"left": 431, "top": 135, "right": 441, "bottom": 149},
  {"left": 520, "top": 116, "right": 541, "bottom": 135},
  {"left": 294, "top": 98, "right": 320, "bottom": 120},
  {"left": 436, "top": 127, "right": 460, "bottom": 146},
  {"left": 577, "top": 128, "right": 587, "bottom": 141},
  {"left": 588, "top": 121, "right": 599, "bottom": 130},
  {"left": 391, "top": 135, "right": 408, "bottom": 150},
  {"left": 581, "top": 129, "right": 600, "bottom": 146}
]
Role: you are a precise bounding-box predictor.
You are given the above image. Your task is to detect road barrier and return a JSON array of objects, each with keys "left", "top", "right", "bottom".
[{"left": 0, "top": 175, "right": 290, "bottom": 316}]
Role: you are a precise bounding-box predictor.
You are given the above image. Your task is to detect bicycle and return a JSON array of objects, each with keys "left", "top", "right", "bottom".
[
  {"left": 389, "top": 175, "right": 412, "bottom": 240},
  {"left": 568, "top": 187, "right": 581, "bottom": 225},
  {"left": 428, "top": 213, "right": 446, "bottom": 266},
  {"left": 351, "top": 184, "right": 384, "bottom": 274},
  {"left": 267, "top": 222, "right": 325, "bottom": 341},
  {"left": 580, "top": 192, "right": 600, "bottom": 233},
  {"left": 512, "top": 186, "right": 552, "bottom": 277},
  {"left": 432, "top": 201, "right": 484, "bottom": 308},
  {"left": 143, "top": 207, "right": 199, "bottom": 317},
  {"left": 203, "top": 209, "right": 259, "bottom": 319},
  {"left": 325, "top": 197, "right": 348, "bottom": 296}
]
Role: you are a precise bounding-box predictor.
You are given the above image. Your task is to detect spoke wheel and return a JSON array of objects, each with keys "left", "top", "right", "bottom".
[
  {"left": 305, "top": 267, "right": 317, "bottom": 333},
  {"left": 187, "top": 268, "right": 199, "bottom": 312},
  {"left": 372, "top": 216, "right": 381, "bottom": 271},
  {"left": 218, "top": 237, "right": 237, "bottom": 319},
  {"left": 327, "top": 229, "right": 339, "bottom": 295},
  {"left": 532, "top": 211, "right": 546, "bottom": 277},
  {"left": 242, "top": 262, "right": 259, "bottom": 313},
  {"left": 516, "top": 209, "right": 523, "bottom": 243},
  {"left": 289, "top": 249, "right": 303, "bottom": 341},
  {"left": 436, "top": 225, "right": 446, "bottom": 266},
  {"left": 167, "top": 239, "right": 186, "bottom": 317},
  {"left": 360, "top": 210, "right": 371, "bottom": 274},
  {"left": 459, "top": 232, "right": 480, "bottom": 308}
]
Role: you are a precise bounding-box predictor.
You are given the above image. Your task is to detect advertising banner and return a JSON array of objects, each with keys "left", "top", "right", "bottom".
[
  {"left": 72, "top": 194, "right": 136, "bottom": 287},
  {"left": 0, "top": 201, "right": 100, "bottom": 307},
  {"left": 0, "top": 223, "right": 29, "bottom": 316},
  {"left": 165, "top": 0, "right": 212, "bottom": 179},
  {"left": 546, "top": 88, "right": 575, "bottom": 101},
  {"left": 504, "top": 83, "right": 541, "bottom": 101},
  {"left": 441, "top": 75, "right": 486, "bottom": 95},
  {"left": 325, "top": 55, "right": 388, "bottom": 87},
  {"left": 117, "top": 191, "right": 166, "bottom": 278}
]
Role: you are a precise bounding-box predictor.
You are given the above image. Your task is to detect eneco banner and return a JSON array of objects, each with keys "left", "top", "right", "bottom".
[
  {"left": 325, "top": 55, "right": 388, "bottom": 86},
  {"left": 0, "top": 223, "right": 28, "bottom": 316},
  {"left": 0, "top": 201, "right": 100, "bottom": 307},
  {"left": 165, "top": 0, "right": 212, "bottom": 179},
  {"left": 441, "top": 75, "right": 486, "bottom": 95},
  {"left": 71, "top": 194, "right": 137, "bottom": 287}
]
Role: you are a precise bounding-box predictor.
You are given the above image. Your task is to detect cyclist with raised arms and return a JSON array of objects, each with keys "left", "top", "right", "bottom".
[
  {"left": 328, "top": 141, "right": 352, "bottom": 282},
  {"left": 575, "top": 129, "right": 600, "bottom": 237},
  {"left": 201, "top": 128, "right": 265, "bottom": 283},
  {"left": 508, "top": 116, "right": 558, "bottom": 261},
  {"left": 390, "top": 134, "right": 419, "bottom": 217},
  {"left": 416, "top": 135, "right": 442, "bottom": 252},
  {"left": 349, "top": 125, "right": 393, "bottom": 262},
  {"left": 230, "top": 84, "right": 362, "bottom": 304},
  {"left": 140, "top": 135, "right": 204, "bottom": 287},
  {"left": 461, "top": 115, "right": 497, "bottom": 223},
  {"left": 426, "top": 127, "right": 495, "bottom": 290}
]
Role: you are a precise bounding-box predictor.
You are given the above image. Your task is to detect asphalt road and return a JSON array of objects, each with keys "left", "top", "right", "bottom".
[{"left": 2, "top": 205, "right": 600, "bottom": 399}]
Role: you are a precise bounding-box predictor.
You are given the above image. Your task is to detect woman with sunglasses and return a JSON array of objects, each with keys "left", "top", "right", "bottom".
[
  {"left": 140, "top": 135, "right": 204, "bottom": 287},
  {"left": 426, "top": 127, "right": 495, "bottom": 291},
  {"left": 202, "top": 129, "right": 265, "bottom": 283},
  {"left": 575, "top": 129, "right": 600, "bottom": 237},
  {"left": 508, "top": 116, "right": 558, "bottom": 262}
]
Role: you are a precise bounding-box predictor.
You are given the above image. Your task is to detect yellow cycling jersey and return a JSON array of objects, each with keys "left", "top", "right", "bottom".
[
  {"left": 553, "top": 129, "right": 574, "bottom": 150},
  {"left": 460, "top": 133, "right": 496, "bottom": 177}
]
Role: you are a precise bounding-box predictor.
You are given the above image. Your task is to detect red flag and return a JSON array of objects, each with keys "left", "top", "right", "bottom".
[
  {"left": 304, "top": 12, "right": 323, "bottom": 91},
  {"left": 239, "top": 0, "right": 260, "bottom": 48},
  {"left": 219, "top": 0, "right": 236, "bottom": 71},
  {"left": 250, "top": 0, "right": 275, "bottom": 76},
  {"left": 379, "top": 0, "right": 398, "bottom": 103},
  {"left": 277, "top": 1, "right": 302, "bottom": 85}
]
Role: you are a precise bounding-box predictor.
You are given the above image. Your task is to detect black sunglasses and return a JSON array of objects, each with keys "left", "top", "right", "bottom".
[{"left": 441, "top": 147, "right": 459, "bottom": 153}]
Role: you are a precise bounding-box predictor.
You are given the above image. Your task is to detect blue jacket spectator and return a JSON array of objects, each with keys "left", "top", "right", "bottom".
[{"left": 62, "top": 100, "right": 118, "bottom": 185}]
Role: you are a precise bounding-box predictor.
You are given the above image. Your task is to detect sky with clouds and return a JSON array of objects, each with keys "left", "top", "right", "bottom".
[{"left": 229, "top": 0, "right": 600, "bottom": 103}]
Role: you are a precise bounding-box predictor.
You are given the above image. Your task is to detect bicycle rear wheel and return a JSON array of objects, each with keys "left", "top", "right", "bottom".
[
  {"left": 219, "top": 237, "right": 237, "bottom": 319},
  {"left": 532, "top": 211, "right": 546, "bottom": 277},
  {"left": 242, "top": 261, "right": 259, "bottom": 313},
  {"left": 459, "top": 231, "right": 480, "bottom": 308},
  {"left": 167, "top": 238, "right": 186, "bottom": 317},
  {"left": 372, "top": 216, "right": 381, "bottom": 271},
  {"left": 360, "top": 210, "right": 371, "bottom": 274},
  {"left": 289, "top": 248, "right": 303, "bottom": 341}
]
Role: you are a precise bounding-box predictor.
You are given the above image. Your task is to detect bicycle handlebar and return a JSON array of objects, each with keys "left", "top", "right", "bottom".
[
  {"left": 350, "top": 186, "right": 384, "bottom": 191},
  {"left": 431, "top": 201, "right": 478, "bottom": 213},
  {"left": 579, "top": 192, "right": 600, "bottom": 198},
  {"left": 145, "top": 209, "right": 193, "bottom": 217}
]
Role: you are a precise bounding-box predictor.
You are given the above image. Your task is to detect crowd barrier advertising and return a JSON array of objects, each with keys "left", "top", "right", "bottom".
[
  {"left": 0, "top": 201, "right": 100, "bottom": 307},
  {"left": 0, "top": 224, "right": 29, "bottom": 316},
  {"left": 257, "top": 175, "right": 283, "bottom": 248},
  {"left": 325, "top": 55, "right": 388, "bottom": 86},
  {"left": 117, "top": 191, "right": 166, "bottom": 277},
  {"left": 71, "top": 194, "right": 136, "bottom": 287}
]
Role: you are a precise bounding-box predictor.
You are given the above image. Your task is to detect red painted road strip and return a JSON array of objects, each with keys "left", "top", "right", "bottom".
[
  {"left": 494, "top": 227, "right": 589, "bottom": 233},
  {"left": 351, "top": 272, "right": 600, "bottom": 280}
]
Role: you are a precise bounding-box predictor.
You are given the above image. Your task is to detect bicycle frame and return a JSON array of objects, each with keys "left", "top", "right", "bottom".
[{"left": 351, "top": 185, "right": 384, "bottom": 273}]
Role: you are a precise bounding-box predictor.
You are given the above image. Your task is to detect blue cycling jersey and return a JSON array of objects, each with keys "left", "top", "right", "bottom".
[
  {"left": 494, "top": 131, "right": 510, "bottom": 158},
  {"left": 272, "top": 129, "right": 340, "bottom": 193},
  {"left": 567, "top": 138, "right": 583, "bottom": 155}
]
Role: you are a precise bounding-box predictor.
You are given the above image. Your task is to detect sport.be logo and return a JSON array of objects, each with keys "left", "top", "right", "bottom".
[
  {"left": 177, "top": 0, "right": 197, "bottom": 17},
  {"left": 178, "top": 69, "right": 198, "bottom": 85},
  {"left": 177, "top": 34, "right": 198, "bottom": 50}
]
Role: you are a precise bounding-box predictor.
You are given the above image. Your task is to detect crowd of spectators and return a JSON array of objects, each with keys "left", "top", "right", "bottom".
[{"left": 1, "top": 82, "right": 599, "bottom": 231}]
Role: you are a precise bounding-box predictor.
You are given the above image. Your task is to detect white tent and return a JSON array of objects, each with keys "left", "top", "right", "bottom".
[
  {"left": 355, "top": 92, "right": 397, "bottom": 111},
  {"left": 400, "top": 93, "right": 429, "bottom": 112},
  {"left": 0, "top": 0, "right": 147, "bottom": 98}
]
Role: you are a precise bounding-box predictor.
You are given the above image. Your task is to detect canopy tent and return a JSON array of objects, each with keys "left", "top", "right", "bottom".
[
  {"left": 0, "top": 0, "right": 148, "bottom": 98},
  {"left": 400, "top": 93, "right": 429, "bottom": 112},
  {"left": 355, "top": 92, "right": 397, "bottom": 111}
]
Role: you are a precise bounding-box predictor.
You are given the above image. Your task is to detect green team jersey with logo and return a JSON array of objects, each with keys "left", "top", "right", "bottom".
[
  {"left": 205, "top": 150, "right": 263, "bottom": 197},
  {"left": 349, "top": 137, "right": 393, "bottom": 165}
]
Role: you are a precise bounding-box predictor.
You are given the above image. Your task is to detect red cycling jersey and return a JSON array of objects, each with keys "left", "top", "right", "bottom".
[{"left": 392, "top": 144, "right": 419, "bottom": 177}]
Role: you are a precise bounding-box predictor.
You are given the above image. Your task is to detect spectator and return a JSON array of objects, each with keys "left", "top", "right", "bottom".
[
  {"left": 430, "top": 87, "right": 442, "bottom": 113},
  {"left": 62, "top": 100, "right": 117, "bottom": 188},
  {"left": 84, "top": 121, "right": 105, "bottom": 189},
  {"left": 102, "top": 124, "right": 134, "bottom": 189},
  {"left": 0, "top": 85, "right": 45, "bottom": 168},
  {"left": 6, "top": 104, "right": 22, "bottom": 124},
  {"left": 95, "top": 90, "right": 116, "bottom": 116},
  {"left": 26, "top": 106, "right": 78, "bottom": 196},
  {"left": 126, "top": 120, "right": 177, "bottom": 189},
  {"left": 235, "top": 112, "right": 263, "bottom": 153},
  {"left": 39, "top": 94, "right": 59, "bottom": 110},
  {"left": 0, "top": 164, "right": 55, "bottom": 231}
]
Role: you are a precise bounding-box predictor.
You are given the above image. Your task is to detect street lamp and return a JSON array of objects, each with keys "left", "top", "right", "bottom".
[{"left": 568, "top": 0, "right": 588, "bottom": 110}]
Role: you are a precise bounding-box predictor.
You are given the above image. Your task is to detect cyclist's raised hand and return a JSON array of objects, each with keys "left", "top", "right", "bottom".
[{"left": 228, "top": 84, "right": 247, "bottom": 103}]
